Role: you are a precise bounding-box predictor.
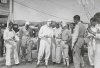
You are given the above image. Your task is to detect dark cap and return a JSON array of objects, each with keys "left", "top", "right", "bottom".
[{"left": 94, "top": 12, "right": 100, "bottom": 23}]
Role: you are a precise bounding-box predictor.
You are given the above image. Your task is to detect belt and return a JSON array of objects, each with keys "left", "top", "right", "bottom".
[
  {"left": 42, "top": 37, "right": 50, "bottom": 39},
  {"left": 55, "top": 37, "right": 61, "bottom": 39},
  {"left": 78, "top": 35, "right": 84, "bottom": 38},
  {"left": 62, "top": 40, "right": 67, "bottom": 41}
]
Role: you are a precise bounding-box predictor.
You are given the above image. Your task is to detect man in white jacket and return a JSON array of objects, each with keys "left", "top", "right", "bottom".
[
  {"left": 4, "top": 22, "right": 19, "bottom": 68},
  {"left": 37, "top": 19, "right": 54, "bottom": 67},
  {"left": 93, "top": 12, "right": 100, "bottom": 68}
]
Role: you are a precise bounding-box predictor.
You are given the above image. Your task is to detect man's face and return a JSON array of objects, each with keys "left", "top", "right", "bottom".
[
  {"left": 47, "top": 21, "right": 51, "bottom": 27},
  {"left": 91, "top": 21, "right": 97, "bottom": 26},
  {"left": 51, "top": 22, "right": 56, "bottom": 28},
  {"left": 25, "top": 25, "right": 29, "bottom": 30},
  {"left": 74, "top": 19, "right": 78, "bottom": 24},
  {"left": 48, "top": 21, "right": 54, "bottom": 28},
  {"left": 56, "top": 24, "right": 59, "bottom": 28},
  {"left": 63, "top": 25, "right": 67, "bottom": 29},
  {"left": 9, "top": 25, "right": 13, "bottom": 30}
]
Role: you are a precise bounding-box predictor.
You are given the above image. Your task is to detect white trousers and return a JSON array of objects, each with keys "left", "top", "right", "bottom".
[
  {"left": 5, "top": 42, "right": 19, "bottom": 66},
  {"left": 51, "top": 38, "right": 56, "bottom": 62},
  {"left": 88, "top": 39, "right": 96, "bottom": 65},
  {"left": 94, "top": 40, "right": 100, "bottom": 68},
  {"left": 61, "top": 41, "right": 69, "bottom": 65},
  {"left": 55, "top": 39, "right": 62, "bottom": 63},
  {"left": 37, "top": 38, "right": 51, "bottom": 65}
]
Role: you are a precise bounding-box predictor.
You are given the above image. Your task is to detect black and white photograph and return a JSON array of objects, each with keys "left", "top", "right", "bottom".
[{"left": 0, "top": 0, "right": 100, "bottom": 68}]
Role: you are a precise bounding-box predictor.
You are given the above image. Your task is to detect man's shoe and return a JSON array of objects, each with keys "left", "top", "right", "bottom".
[
  {"left": 67, "top": 66, "right": 70, "bottom": 68},
  {"left": 61, "top": 64, "right": 66, "bottom": 67},
  {"left": 21, "top": 62, "right": 26, "bottom": 65},
  {"left": 27, "top": 61, "right": 33, "bottom": 64},
  {"left": 35, "top": 64, "right": 39, "bottom": 68},
  {"left": 15, "top": 63, "right": 20, "bottom": 66},
  {"left": 45, "top": 65, "right": 48, "bottom": 68},
  {"left": 6, "top": 65, "right": 12, "bottom": 68},
  {"left": 81, "top": 66, "right": 85, "bottom": 68},
  {"left": 53, "top": 62, "right": 56, "bottom": 65}
]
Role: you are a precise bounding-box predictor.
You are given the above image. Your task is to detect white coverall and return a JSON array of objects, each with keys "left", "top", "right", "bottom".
[
  {"left": 94, "top": 24, "right": 100, "bottom": 68},
  {"left": 88, "top": 27, "right": 96, "bottom": 66},
  {"left": 3, "top": 28, "right": 19, "bottom": 66},
  {"left": 37, "top": 25, "right": 53, "bottom": 65}
]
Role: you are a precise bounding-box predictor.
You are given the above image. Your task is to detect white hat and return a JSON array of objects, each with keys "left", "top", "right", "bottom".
[
  {"left": 25, "top": 21, "right": 30, "bottom": 25},
  {"left": 47, "top": 19, "right": 52, "bottom": 22},
  {"left": 62, "top": 22, "right": 66, "bottom": 27}
]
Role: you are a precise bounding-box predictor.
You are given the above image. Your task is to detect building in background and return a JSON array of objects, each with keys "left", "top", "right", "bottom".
[{"left": 0, "top": 0, "right": 9, "bottom": 28}]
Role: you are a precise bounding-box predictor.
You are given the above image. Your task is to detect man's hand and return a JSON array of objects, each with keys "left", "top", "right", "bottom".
[
  {"left": 5, "top": 40, "right": 14, "bottom": 45},
  {"left": 44, "top": 35, "right": 50, "bottom": 38},
  {"left": 92, "top": 32, "right": 96, "bottom": 36},
  {"left": 97, "top": 29, "right": 100, "bottom": 34},
  {"left": 71, "top": 46, "right": 74, "bottom": 50}
]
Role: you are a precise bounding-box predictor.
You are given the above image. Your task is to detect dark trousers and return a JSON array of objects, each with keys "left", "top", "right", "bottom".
[
  {"left": 0, "top": 44, "right": 3, "bottom": 57},
  {"left": 68, "top": 46, "right": 73, "bottom": 63}
]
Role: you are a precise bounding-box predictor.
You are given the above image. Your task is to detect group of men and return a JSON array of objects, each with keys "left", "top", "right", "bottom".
[
  {"left": 36, "top": 13, "right": 100, "bottom": 68},
  {"left": 36, "top": 15, "right": 86, "bottom": 68},
  {"left": 3, "top": 21, "right": 35, "bottom": 68},
  {"left": 2, "top": 12, "right": 100, "bottom": 68},
  {"left": 37, "top": 19, "right": 71, "bottom": 67}
]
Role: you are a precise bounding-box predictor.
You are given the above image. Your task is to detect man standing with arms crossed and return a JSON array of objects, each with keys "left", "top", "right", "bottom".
[{"left": 72, "top": 15, "right": 86, "bottom": 68}]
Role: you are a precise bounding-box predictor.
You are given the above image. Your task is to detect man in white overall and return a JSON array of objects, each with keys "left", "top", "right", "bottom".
[
  {"left": 93, "top": 12, "right": 100, "bottom": 68},
  {"left": 87, "top": 17, "right": 97, "bottom": 67},
  {"left": 37, "top": 19, "right": 54, "bottom": 67},
  {"left": 4, "top": 22, "right": 19, "bottom": 68}
]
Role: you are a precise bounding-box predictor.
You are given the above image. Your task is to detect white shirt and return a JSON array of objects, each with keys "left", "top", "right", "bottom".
[{"left": 72, "top": 23, "right": 79, "bottom": 48}]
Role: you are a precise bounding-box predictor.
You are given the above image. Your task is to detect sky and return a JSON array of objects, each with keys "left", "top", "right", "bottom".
[{"left": 13, "top": 0, "right": 100, "bottom": 23}]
